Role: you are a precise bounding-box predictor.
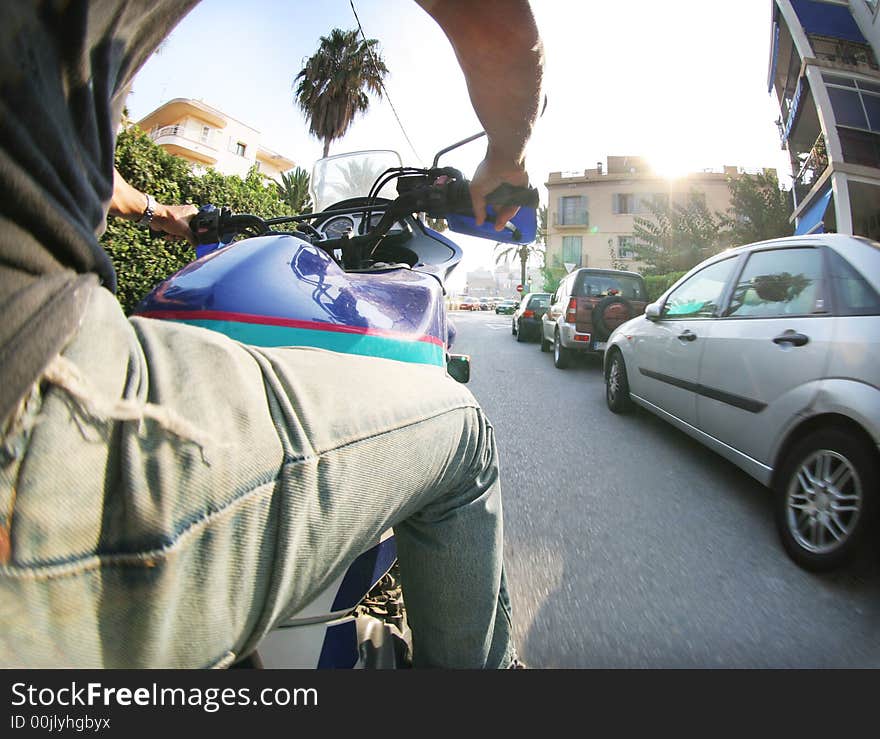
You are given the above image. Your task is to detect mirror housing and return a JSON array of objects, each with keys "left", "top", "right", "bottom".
[
  {"left": 645, "top": 301, "right": 662, "bottom": 321},
  {"left": 447, "top": 353, "right": 470, "bottom": 384}
]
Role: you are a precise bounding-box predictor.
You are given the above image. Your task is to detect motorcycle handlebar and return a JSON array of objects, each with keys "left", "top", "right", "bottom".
[{"left": 190, "top": 175, "right": 539, "bottom": 247}]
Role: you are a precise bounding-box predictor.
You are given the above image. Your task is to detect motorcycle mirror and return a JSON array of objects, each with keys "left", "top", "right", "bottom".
[{"left": 431, "top": 131, "right": 486, "bottom": 168}]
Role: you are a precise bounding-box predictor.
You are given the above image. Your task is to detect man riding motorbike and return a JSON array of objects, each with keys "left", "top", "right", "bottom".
[{"left": 0, "top": 0, "right": 544, "bottom": 668}]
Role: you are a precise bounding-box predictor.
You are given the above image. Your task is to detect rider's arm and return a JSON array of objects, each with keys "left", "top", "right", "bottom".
[
  {"left": 416, "top": 0, "right": 544, "bottom": 228},
  {"left": 109, "top": 168, "right": 198, "bottom": 244}
]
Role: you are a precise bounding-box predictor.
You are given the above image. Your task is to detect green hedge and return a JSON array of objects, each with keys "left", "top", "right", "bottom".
[
  {"left": 644, "top": 271, "right": 687, "bottom": 302},
  {"left": 101, "top": 123, "right": 294, "bottom": 314}
]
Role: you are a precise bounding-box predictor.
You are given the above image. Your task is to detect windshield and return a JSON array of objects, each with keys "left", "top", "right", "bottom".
[{"left": 310, "top": 150, "right": 403, "bottom": 212}]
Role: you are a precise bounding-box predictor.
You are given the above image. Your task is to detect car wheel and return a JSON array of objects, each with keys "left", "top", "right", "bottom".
[
  {"left": 516, "top": 319, "right": 527, "bottom": 342},
  {"left": 774, "top": 427, "right": 877, "bottom": 572},
  {"left": 511, "top": 319, "right": 517, "bottom": 336},
  {"left": 540, "top": 330, "right": 551, "bottom": 352},
  {"left": 605, "top": 349, "right": 635, "bottom": 414},
  {"left": 553, "top": 330, "right": 572, "bottom": 369}
]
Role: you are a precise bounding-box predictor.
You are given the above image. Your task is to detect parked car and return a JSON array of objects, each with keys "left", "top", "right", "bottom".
[
  {"left": 541, "top": 269, "right": 648, "bottom": 367},
  {"left": 512, "top": 292, "right": 551, "bottom": 342},
  {"left": 478, "top": 297, "right": 492, "bottom": 311},
  {"left": 458, "top": 296, "right": 480, "bottom": 311},
  {"left": 603, "top": 234, "right": 880, "bottom": 572},
  {"left": 495, "top": 299, "right": 518, "bottom": 315}
]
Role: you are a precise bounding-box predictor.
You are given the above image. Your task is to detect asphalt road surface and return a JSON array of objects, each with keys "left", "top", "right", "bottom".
[{"left": 450, "top": 308, "right": 880, "bottom": 668}]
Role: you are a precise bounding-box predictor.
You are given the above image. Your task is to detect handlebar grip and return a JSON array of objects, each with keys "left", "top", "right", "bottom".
[
  {"left": 191, "top": 204, "right": 221, "bottom": 245},
  {"left": 484, "top": 183, "right": 540, "bottom": 210}
]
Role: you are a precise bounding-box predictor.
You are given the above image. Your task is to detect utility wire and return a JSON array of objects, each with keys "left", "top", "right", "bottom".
[{"left": 350, "top": 0, "right": 424, "bottom": 165}]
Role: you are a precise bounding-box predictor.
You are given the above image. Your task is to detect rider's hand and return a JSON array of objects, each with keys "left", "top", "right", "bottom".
[
  {"left": 469, "top": 150, "right": 530, "bottom": 230},
  {"left": 151, "top": 203, "right": 199, "bottom": 246}
]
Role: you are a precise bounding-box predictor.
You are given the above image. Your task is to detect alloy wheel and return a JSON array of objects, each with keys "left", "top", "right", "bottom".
[{"left": 785, "top": 449, "right": 862, "bottom": 555}]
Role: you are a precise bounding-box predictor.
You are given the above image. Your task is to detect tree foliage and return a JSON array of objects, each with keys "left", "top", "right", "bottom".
[
  {"left": 631, "top": 192, "right": 723, "bottom": 275},
  {"left": 293, "top": 28, "right": 388, "bottom": 158},
  {"left": 102, "top": 124, "right": 294, "bottom": 315},
  {"left": 630, "top": 173, "right": 794, "bottom": 276},
  {"left": 278, "top": 167, "right": 313, "bottom": 214},
  {"left": 717, "top": 170, "right": 793, "bottom": 247}
]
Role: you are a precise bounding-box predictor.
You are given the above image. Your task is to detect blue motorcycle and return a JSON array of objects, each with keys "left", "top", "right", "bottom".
[{"left": 134, "top": 136, "right": 538, "bottom": 668}]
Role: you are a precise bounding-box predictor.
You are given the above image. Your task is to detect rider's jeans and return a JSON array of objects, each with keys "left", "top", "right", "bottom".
[{"left": 0, "top": 286, "right": 513, "bottom": 668}]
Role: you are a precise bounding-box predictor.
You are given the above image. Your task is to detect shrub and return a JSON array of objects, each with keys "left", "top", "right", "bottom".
[{"left": 101, "top": 123, "right": 293, "bottom": 314}]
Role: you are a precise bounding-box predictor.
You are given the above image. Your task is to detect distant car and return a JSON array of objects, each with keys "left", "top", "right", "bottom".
[
  {"left": 604, "top": 234, "right": 880, "bottom": 572},
  {"left": 495, "top": 299, "right": 518, "bottom": 315},
  {"left": 541, "top": 269, "right": 648, "bottom": 367},
  {"left": 479, "top": 298, "right": 492, "bottom": 311},
  {"left": 458, "top": 297, "right": 480, "bottom": 311},
  {"left": 512, "top": 292, "right": 551, "bottom": 342}
]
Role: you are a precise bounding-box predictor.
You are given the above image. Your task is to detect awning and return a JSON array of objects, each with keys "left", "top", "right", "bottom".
[
  {"left": 791, "top": 0, "right": 867, "bottom": 44},
  {"left": 795, "top": 186, "right": 833, "bottom": 235},
  {"left": 768, "top": 22, "right": 780, "bottom": 93},
  {"left": 783, "top": 78, "right": 805, "bottom": 142}
]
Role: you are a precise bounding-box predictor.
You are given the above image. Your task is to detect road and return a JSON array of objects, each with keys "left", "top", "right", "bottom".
[{"left": 449, "top": 309, "right": 880, "bottom": 668}]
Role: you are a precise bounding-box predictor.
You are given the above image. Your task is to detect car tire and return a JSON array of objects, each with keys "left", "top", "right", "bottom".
[
  {"left": 773, "top": 427, "right": 877, "bottom": 572},
  {"left": 540, "top": 330, "right": 551, "bottom": 352},
  {"left": 511, "top": 319, "right": 517, "bottom": 336},
  {"left": 553, "top": 330, "right": 572, "bottom": 369},
  {"left": 605, "top": 349, "right": 635, "bottom": 414},
  {"left": 592, "top": 296, "right": 633, "bottom": 342}
]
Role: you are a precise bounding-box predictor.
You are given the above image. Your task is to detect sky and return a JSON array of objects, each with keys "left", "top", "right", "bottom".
[{"left": 126, "top": 0, "right": 790, "bottom": 288}]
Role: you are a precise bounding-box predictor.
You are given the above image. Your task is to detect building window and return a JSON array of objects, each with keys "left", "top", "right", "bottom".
[
  {"left": 558, "top": 196, "right": 588, "bottom": 226},
  {"left": 617, "top": 236, "right": 636, "bottom": 259},
  {"left": 613, "top": 193, "right": 635, "bottom": 214},
  {"left": 562, "top": 236, "right": 583, "bottom": 266},
  {"left": 825, "top": 74, "right": 880, "bottom": 132},
  {"left": 235, "top": 142, "right": 247, "bottom": 157},
  {"left": 200, "top": 125, "right": 212, "bottom": 143}
]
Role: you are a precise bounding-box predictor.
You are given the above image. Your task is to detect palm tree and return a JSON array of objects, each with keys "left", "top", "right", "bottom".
[
  {"left": 278, "top": 167, "right": 312, "bottom": 214},
  {"left": 494, "top": 241, "right": 544, "bottom": 292},
  {"left": 293, "top": 28, "right": 388, "bottom": 158}
]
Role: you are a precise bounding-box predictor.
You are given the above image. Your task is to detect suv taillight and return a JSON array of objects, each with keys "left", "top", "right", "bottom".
[
  {"left": 523, "top": 309, "right": 535, "bottom": 318},
  {"left": 565, "top": 298, "right": 577, "bottom": 323}
]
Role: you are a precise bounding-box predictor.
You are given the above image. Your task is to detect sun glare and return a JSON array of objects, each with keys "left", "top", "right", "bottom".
[{"left": 646, "top": 131, "right": 720, "bottom": 180}]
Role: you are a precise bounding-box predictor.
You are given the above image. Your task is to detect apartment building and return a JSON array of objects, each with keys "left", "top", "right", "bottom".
[
  {"left": 769, "top": 0, "right": 880, "bottom": 237},
  {"left": 136, "top": 98, "right": 296, "bottom": 183},
  {"left": 544, "top": 156, "right": 762, "bottom": 272}
]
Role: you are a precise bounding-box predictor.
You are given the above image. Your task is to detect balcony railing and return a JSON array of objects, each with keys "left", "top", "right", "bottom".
[
  {"left": 793, "top": 133, "right": 829, "bottom": 205},
  {"left": 150, "top": 125, "right": 218, "bottom": 150},
  {"left": 552, "top": 212, "right": 588, "bottom": 227},
  {"left": 809, "top": 35, "right": 879, "bottom": 71}
]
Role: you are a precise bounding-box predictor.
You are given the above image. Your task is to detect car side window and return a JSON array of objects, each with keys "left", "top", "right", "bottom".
[
  {"left": 662, "top": 258, "right": 737, "bottom": 319},
  {"left": 827, "top": 249, "right": 880, "bottom": 315},
  {"left": 725, "top": 248, "right": 825, "bottom": 318}
]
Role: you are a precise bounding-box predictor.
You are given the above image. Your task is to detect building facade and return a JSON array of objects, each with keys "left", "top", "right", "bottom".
[
  {"left": 544, "top": 156, "right": 762, "bottom": 272},
  {"left": 136, "top": 98, "right": 296, "bottom": 183},
  {"left": 769, "top": 0, "right": 880, "bottom": 238}
]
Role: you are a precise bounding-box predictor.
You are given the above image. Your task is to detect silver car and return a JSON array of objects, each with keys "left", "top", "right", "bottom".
[{"left": 603, "top": 234, "right": 879, "bottom": 572}]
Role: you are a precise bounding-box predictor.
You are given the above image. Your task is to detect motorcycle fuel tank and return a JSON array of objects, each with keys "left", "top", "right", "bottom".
[{"left": 135, "top": 234, "right": 448, "bottom": 369}]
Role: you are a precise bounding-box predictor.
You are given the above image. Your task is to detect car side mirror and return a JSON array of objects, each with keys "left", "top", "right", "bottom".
[{"left": 645, "top": 301, "right": 662, "bottom": 321}]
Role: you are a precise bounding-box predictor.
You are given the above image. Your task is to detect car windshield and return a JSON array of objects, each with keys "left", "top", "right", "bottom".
[{"left": 576, "top": 274, "right": 645, "bottom": 300}]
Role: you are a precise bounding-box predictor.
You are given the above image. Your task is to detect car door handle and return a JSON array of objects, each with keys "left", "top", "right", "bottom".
[
  {"left": 678, "top": 330, "right": 697, "bottom": 342},
  {"left": 772, "top": 330, "right": 810, "bottom": 347}
]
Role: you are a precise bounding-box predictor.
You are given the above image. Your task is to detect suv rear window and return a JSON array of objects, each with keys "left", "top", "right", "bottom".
[
  {"left": 573, "top": 272, "right": 646, "bottom": 300},
  {"left": 527, "top": 295, "right": 550, "bottom": 308}
]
